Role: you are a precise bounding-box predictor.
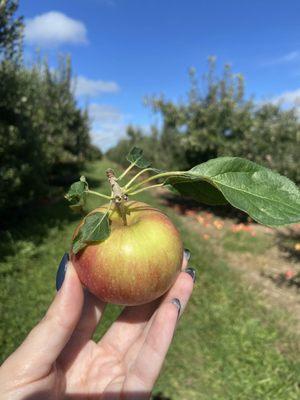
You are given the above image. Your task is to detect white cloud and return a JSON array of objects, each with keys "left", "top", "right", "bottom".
[
  {"left": 89, "top": 104, "right": 153, "bottom": 151},
  {"left": 73, "top": 76, "right": 120, "bottom": 97},
  {"left": 25, "top": 11, "right": 88, "bottom": 47},
  {"left": 89, "top": 104, "right": 128, "bottom": 151},
  {"left": 92, "top": 125, "right": 127, "bottom": 151},
  {"left": 270, "top": 88, "right": 300, "bottom": 107},
  {"left": 89, "top": 104, "right": 123, "bottom": 122},
  {"left": 263, "top": 51, "right": 300, "bottom": 66}
]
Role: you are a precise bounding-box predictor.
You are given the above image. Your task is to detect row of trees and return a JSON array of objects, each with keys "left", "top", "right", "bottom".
[
  {"left": 0, "top": 1, "right": 100, "bottom": 213},
  {"left": 107, "top": 59, "right": 300, "bottom": 185}
]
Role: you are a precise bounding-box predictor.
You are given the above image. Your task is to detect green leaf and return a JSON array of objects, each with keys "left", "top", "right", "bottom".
[
  {"left": 80, "top": 175, "right": 88, "bottom": 185},
  {"left": 65, "top": 176, "right": 89, "bottom": 213},
  {"left": 81, "top": 212, "right": 110, "bottom": 242},
  {"left": 164, "top": 184, "right": 181, "bottom": 195},
  {"left": 72, "top": 211, "right": 110, "bottom": 254},
  {"left": 126, "top": 147, "right": 151, "bottom": 169},
  {"left": 72, "top": 230, "right": 85, "bottom": 254},
  {"left": 167, "top": 157, "right": 300, "bottom": 226},
  {"left": 65, "top": 176, "right": 88, "bottom": 202},
  {"left": 69, "top": 197, "right": 85, "bottom": 214},
  {"left": 166, "top": 177, "right": 227, "bottom": 206}
]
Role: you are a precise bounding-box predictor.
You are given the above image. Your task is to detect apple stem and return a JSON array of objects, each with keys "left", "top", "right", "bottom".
[
  {"left": 106, "top": 168, "right": 128, "bottom": 226},
  {"left": 118, "top": 202, "right": 128, "bottom": 226},
  {"left": 106, "top": 168, "right": 123, "bottom": 199}
]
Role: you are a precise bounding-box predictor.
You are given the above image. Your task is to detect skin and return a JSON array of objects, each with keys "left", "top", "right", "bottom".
[
  {"left": 0, "top": 256, "right": 194, "bottom": 400},
  {"left": 71, "top": 201, "right": 183, "bottom": 305}
]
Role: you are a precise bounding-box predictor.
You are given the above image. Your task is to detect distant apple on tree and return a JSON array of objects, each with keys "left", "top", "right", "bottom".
[{"left": 65, "top": 147, "right": 300, "bottom": 306}]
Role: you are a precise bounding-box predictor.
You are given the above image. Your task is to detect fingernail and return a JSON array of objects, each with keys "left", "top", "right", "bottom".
[
  {"left": 56, "top": 253, "right": 69, "bottom": 291},
  {"left": 184, "top": 248, "right": 191, "bottom": 261},
  {"left": 171, "top": 298, "right": 181, "bottom": 318},
  {"left": 185, "top": 267, "right": 196, "bottom": 283}
]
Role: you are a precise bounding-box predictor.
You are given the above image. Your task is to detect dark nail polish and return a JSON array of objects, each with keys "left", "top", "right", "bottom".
[
  {"left": 184, "top": 248, "right": 191, "bottom": 261},
  {"left": 56, "top": 253, "right": 69, "bottom": 291},
  {"left": 171, "top": 298, "right": 181, "bottom": 317},
  {"left": 185, "top": 267, "right": 196, "bottom": 283}
]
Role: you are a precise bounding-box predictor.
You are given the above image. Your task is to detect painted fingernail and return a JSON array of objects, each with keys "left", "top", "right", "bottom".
[
  {"left": 171, "top": 298, "right": 181, "bottom": 318},
  {"left": 184, "top": 248, "right": 191, "bottom": 261},
  {"left": 185, "top": 267, "right": 196, "bottom": 283},
  {"left": 56, "top": 253, "right": 69, "bottom": 291}
]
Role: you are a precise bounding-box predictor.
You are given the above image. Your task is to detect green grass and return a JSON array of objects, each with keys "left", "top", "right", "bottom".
[
  {"left": 222, "top": 231, "right": 273, "bottom": 254},
  {"left": 1, "top": 160, "right": 300, "bottom": 399}
]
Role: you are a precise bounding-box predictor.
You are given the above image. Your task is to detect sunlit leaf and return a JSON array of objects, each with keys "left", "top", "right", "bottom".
[
  {"left": 72, "top": 211, "right": 110, "bottom": 254},
  {"left": 65, "top": 175, "right": 88, "bottom": 202},
  {"left": 65, "top": 176, "right": 89, "bottom": 213},
  {"left": 126, "top": 147, "right": 151, "bottom": 169},
  {"left": 166, "top": 157, "right": 300, "bottom": 226}
]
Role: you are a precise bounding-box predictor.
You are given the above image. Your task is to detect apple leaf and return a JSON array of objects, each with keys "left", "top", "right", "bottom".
[
  {"left": 165, "top": 177, "right": 228, "bottom": 206},
  {"left": 126, "top": 147, "right": 151, "bottom": 169},
  {"left": 72, "top": 231, "right": 85, "bottom": 254},
  {"left": 73, "top": 211, "right": 110, "bottom": 254},
  {"left": 65, "top": 176, "right": 88, "bottom": 213},
  {"left": 65, "top": 176, "right": 88, "bottom": 202},
  {"left": 166, "top": 157, "right": 300, "bottom": 226}
]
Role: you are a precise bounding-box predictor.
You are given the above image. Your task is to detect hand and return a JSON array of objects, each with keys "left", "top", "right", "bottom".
[{"left": 0, "top": 250, "right": 195, "bottom": 400}]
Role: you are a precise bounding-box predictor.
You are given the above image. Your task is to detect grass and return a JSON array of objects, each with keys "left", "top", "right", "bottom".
[
  {"left": 1, "top": 159, "right": 300, "bottom": 399},
  {"left": 222, "top": 230, "right": 273, "bottom": 254}
]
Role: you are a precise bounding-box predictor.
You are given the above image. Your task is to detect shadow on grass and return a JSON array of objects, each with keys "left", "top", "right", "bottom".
[
  {"left": 276, "top": 228, "right": 300, "bottom": 262},
  {"left": 0, "top": 196, "right": 79, "bottom": 262},
  {"left": 160, "top": 193, "right": 250, "bottom": 223},
  {"left": 0, "top": 165, "right": 107, "bottom": 263}
]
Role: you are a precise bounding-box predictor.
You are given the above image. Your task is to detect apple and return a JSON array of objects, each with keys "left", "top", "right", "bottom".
[{"left": 70, "top": 201, "right": 183, "bottom": 306}]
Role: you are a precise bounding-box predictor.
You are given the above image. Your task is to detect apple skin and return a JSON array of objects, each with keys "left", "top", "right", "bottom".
[{"left": 70, "top": 201, "right": 183, "bottom": 306}]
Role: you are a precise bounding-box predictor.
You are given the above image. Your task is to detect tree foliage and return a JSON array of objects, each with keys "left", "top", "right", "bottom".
[
  {"left": 107, "top": 58, "right": 300, "bottom": 184},
  {"left": 0, "top": 1, "right": 98, "bottom": 214},
  {"left": 0, "top": 0, "right": 23, "bottom": 62}
]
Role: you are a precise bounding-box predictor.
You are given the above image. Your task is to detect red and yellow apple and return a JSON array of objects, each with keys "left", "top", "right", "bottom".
[{"left": 70, "top": 201, "right": 183, "bottom": 306}]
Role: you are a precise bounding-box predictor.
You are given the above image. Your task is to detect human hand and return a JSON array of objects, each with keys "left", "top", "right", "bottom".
[{"left": 0, "top": 250, "right": 195, "bottom": 400}]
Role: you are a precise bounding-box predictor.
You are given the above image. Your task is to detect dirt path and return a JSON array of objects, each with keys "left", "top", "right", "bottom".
[{"left": 157, "top": 190, "right": 300, "bottom": 332}]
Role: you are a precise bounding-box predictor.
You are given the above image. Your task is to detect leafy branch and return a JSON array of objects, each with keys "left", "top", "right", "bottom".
[{"left": 65, "top": 147, "right": 300, "bottom": 254}]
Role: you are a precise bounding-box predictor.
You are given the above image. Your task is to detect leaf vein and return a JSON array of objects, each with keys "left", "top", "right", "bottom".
[{"left": 214, "top": 180, "right": 300, "bottom": 214}]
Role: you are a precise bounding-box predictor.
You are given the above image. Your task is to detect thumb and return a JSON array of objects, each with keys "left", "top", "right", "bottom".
[{"left": 2, "top": 261, "right": 84, "bottom": 382}]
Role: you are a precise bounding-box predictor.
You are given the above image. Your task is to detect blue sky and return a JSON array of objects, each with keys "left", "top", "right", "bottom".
[{"left": 20, "top": 0, "right": 300, "bottom": 150}]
